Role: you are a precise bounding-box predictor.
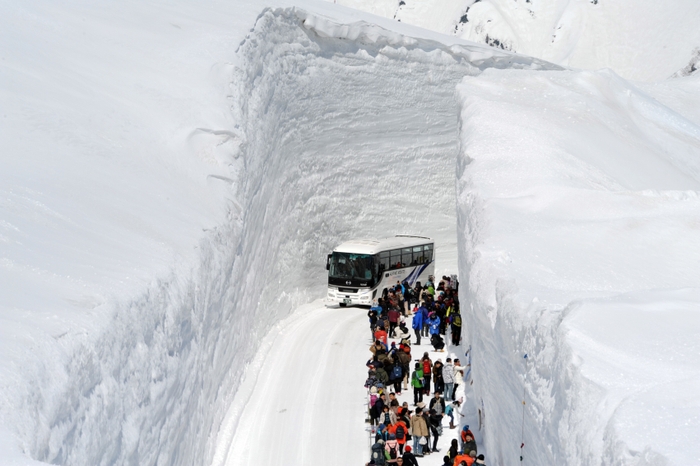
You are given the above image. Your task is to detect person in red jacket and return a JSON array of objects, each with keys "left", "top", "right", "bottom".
[
  {"left": 387, "top": 307, "right": 400, "bottom": 337},
  {"left": 374, "top": 324, "right": 388, "bottom": 347}
]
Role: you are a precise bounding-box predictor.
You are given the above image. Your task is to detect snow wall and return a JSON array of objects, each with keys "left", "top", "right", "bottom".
[
  {"left": 0, "top": 6, "right": 554, "bottom": 466},
  {"left": 456, "top": 67, "right": 700, "bottom": 465}
]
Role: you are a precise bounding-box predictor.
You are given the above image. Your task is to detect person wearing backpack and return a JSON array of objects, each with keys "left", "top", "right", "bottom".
[
  {"left": 388, "top": 418, "right": 409, "bottom": 454},
  {"left": 370, "top": 439, "right": 387, "bottom": 465},
  {"left": 385, "top": 433, "right": 400, "bottom": 462},
  {"left": 421, "top": 354, "right": 433, "bottom": 396},
  {"left": 389, "top": 362, "right": 403, "bottom": 395},
  {"left": 411, "top": 362, "right": 424, "bottom": 405}
]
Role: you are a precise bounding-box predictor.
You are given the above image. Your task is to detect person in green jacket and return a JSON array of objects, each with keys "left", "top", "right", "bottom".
[{"left": 411, "top": 362, "right": 424, "bottom": 405}]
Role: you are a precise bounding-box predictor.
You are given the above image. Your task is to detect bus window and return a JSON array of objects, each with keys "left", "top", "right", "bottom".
[
  {"left": 390, "top": 249, "right": 401, "bottom": 269},
  {"left": 402, "top": 248, "right": 413, "bottom": 268},
  {"left": 379, "top": 251, "right": 390, "bottom": 273},
  {"left": 412, "top": 246, "right": 423, "bottom": 264},
  {"left": 329, "top": 252, "right": 375, "bottom": 281},
  {"left": 424, "top": 244, "right": 433, "bottom": 263}
]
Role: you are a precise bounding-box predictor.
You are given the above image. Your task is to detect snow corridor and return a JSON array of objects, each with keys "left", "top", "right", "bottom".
[{"left": 9, "top": 6, "right": 697, "bottom": 466}]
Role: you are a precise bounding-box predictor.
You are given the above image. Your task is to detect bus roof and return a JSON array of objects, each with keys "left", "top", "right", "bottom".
[{"left": 333, "top": 235, "right": 433, "bottom": 255}]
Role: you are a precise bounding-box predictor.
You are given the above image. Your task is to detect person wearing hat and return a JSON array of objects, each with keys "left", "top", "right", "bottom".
[
  {"left": 475, "top": 453, "right": 486, "bottom": 465},
  {"left": 401, "top": 445, "right": 419, "bottom": 466}
]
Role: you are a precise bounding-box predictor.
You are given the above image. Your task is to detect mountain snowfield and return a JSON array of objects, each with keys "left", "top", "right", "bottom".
[
  {"left": 1, "top": 1, "right": 699, "bottom": 466},
  {"left": 334, "top": 0, "right": 700, "bottom": 82}
]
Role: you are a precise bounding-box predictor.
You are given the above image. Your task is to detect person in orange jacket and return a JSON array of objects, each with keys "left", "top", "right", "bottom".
[
  {"left": 453, "top": 452, "right": 475, "bottom": 466},
  {"left": 387, "top": 418, "right": 409, "bottom": 453}
]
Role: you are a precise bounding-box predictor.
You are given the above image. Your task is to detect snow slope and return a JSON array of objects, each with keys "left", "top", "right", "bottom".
[
  {"left": 332, "top": 0, "right": 700, "bottom": 81},
  {"left": 456, "top": 69, "right": 700, "bottom": 464}
]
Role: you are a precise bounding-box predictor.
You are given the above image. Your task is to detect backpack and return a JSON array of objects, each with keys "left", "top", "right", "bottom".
[
  {"left": 370, "top": 394, "right": 378, "bottom": 407},
  {"left": 371, "top": 443, "right": 386, "bottom": 465},
  {"left": 396, "top": 425, "right": 405, "bottom": 440},
  {"left": 422, "top": 359, "right": 431, "bottom": 374},
  {"left": 453, "top": 315, "right": 462, "bottom": 327},
  {"left": 391, "top": 365, "right": 402, "bottom": 381},
  {"left": 388, "top": 444, "right": 398, "bottom": 459}
]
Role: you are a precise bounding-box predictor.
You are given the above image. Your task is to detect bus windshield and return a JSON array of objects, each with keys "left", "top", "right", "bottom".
[{"left": 329, "top": 252, "right": 375, "bottom": 281}]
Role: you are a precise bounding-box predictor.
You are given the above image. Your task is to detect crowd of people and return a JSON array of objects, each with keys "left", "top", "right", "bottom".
[{"left": 363, "top": 275, "right": 487, "bottom": 466}]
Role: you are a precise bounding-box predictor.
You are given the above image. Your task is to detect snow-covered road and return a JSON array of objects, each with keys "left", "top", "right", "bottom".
[{"left": 213, "top": 302, "right": 369, "bottom": 465}]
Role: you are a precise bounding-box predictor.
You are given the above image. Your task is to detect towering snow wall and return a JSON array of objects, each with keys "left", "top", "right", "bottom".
[
  {"left": 0, "top": 2, "right": 554, "bottom": 464},
  {"left": 456, "top": 68, "right": 700, "bottom": 464}
]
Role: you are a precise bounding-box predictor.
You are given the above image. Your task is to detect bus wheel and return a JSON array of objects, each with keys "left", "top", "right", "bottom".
[{"left": 339, "top": 303, "right": 347, "bottom": 307}]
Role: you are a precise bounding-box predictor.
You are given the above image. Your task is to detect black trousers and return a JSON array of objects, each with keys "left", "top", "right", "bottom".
[{"left": 413, "top": 386, "right": 423, "bottom": 404}]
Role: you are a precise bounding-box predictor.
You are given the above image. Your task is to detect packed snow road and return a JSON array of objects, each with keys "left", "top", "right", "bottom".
[{"left": 212, "top": 301, "right": 369, "bottom": 465}]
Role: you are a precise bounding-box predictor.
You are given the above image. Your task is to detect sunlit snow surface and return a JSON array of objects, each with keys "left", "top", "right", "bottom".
[
  {"left": 1, "top": 0, "right": 700, "bottom": 465},
  {"left": 457, "top": 69, "right": 700, "bottom": 464},
  {"left": 332, "top": 0, "right": 700, "bottom": 81}
]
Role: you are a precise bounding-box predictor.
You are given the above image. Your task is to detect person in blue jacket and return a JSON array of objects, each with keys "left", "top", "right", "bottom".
[
  {"left": 411, "top": 307, "right": 425, "bottom": 345},
  {"left": 426, "top": 312, "right": 441, "bottom": 336}
]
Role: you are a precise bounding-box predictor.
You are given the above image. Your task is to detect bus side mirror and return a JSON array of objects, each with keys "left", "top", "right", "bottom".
[{"left": 326, "top": 254, "right": 332, "bottom": 270}]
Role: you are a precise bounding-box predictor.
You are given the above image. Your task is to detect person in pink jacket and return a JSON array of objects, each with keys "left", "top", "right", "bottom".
[{"left": 385, "top": 433, "right": 401, "bottom": 463}]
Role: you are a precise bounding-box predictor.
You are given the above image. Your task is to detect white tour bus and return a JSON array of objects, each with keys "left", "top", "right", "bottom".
[{"left": 326, "top": 235, "right": 435, "bottom": 307}]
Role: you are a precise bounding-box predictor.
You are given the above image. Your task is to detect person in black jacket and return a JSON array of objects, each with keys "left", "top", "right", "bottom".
[
  {"left": 429, "top": 391, "right": 445, "bottom": 415},
  {"left": 401, "top": 445, "right": 420, "bottom": 466},
  {"left": 428, "top": 409, "right": 443, "bottom": 452}
]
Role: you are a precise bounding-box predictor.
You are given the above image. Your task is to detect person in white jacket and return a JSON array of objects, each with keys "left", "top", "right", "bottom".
[{"left": 442, "top": 358, "right": 455, "bottom": 402}]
